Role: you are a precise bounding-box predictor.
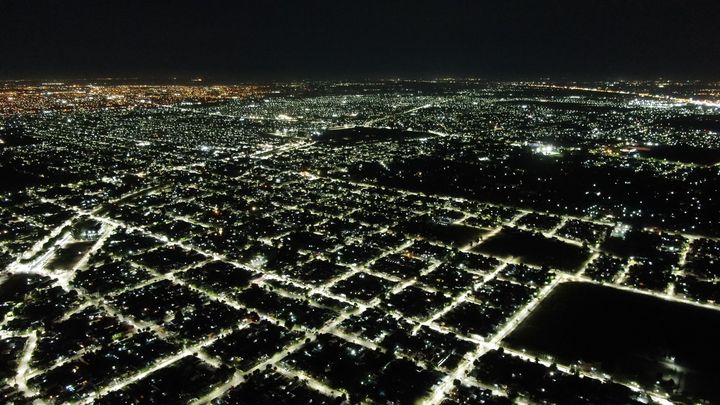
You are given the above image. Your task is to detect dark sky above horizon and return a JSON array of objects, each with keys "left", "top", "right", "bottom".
[{"left": 1, "top": 0, "right": 719, "bottom": 81}]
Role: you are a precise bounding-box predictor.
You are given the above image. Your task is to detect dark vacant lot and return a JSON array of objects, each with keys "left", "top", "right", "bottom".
[
  {"left": 504, "top": 282, "right": 720, "bottom": 403},
  {"left": 396, "top": 220, "right": 485, "bottom": 248},
  {"left": 48, "top": 241, "right": 95, "bottom": 270},
  {"left": 316, "top": 127, "right": 433, "bottom": 145},
  {"left": 663, "top": 115, "right": 720, "bottom": 133},
  {"left": 637, "top": 145, "right": 720, "bottom": 165},
  {"left": 473, "top": 227, "right": 590, "bottom": 271}
]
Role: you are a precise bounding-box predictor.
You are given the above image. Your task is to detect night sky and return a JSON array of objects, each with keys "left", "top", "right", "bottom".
[{"left": 1, "top": 0, "right": 719, "bottom": 80}]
